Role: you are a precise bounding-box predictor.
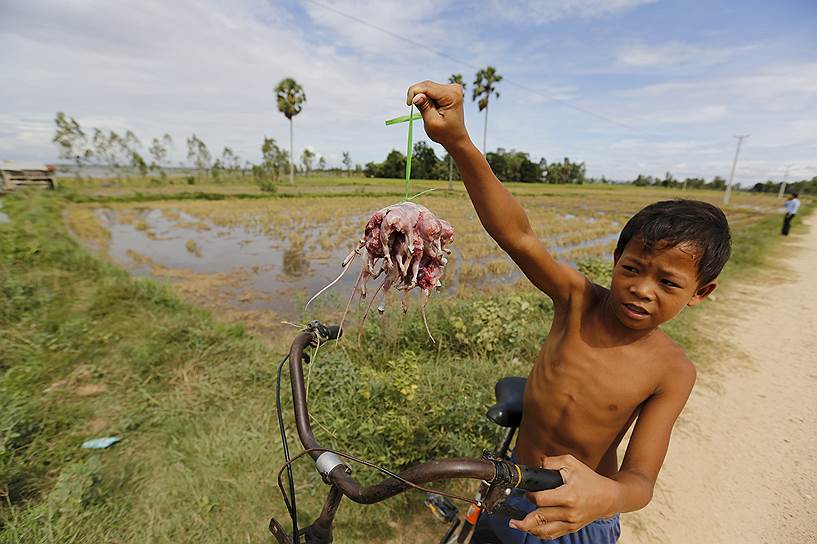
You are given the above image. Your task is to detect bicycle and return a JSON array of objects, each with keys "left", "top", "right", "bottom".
[{"left": 269, "top": 321, "right": 563, "bottom": 544}]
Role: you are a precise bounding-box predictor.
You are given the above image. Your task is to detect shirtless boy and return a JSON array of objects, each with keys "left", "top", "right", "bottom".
[{"left": 406, "top": 81, "right": 732, "bottom": 543}]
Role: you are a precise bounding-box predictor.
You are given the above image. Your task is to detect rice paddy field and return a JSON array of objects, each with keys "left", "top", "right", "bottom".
[
  {"left": 1, "top": 176, "right": 793, "bottom": 544},
  {"left": 62, "top": 176, "right": 780, "bottom": 340}
]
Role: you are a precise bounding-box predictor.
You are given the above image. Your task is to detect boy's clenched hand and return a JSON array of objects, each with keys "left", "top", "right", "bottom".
[
  {"left": 406, "top": 81, "right": 470, "bottom": 150},
  {"left": 509, "top": 454, "right": 619, "bottom": 539}
]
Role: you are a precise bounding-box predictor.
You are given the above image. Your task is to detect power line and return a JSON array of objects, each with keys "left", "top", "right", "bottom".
[{"left": 300, "top": 0, "right": 641, "bottom": 132}]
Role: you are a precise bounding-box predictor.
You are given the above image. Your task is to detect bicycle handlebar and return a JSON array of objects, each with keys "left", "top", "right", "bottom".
[{"left": 273, "top": 322, "right": 563, "bottom": 542}]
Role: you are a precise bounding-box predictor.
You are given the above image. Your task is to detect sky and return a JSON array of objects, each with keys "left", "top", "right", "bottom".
[{"left": 1, "top": 0, "right": 816, "bottom": 185}]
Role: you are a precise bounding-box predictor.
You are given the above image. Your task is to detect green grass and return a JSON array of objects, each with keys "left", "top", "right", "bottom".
[{"left": 0, "top": 186, "right": 810, "bottom": 543}]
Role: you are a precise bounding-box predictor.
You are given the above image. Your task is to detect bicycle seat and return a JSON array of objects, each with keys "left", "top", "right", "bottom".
[{"left": 486, "top": 377, "right": 526, "bottom": 428}]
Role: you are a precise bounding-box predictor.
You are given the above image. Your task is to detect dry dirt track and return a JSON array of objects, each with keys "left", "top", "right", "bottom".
[{"left": 620, "top": 212, "right": 817, "bottom": 543}]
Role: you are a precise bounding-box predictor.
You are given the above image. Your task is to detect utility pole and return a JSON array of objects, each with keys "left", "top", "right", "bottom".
[
  {"left": 777, "top": 165, "right": 790, "bottom": 199},
  {"left": 723, "top": 134, "right": 749, "bottom": 206}
]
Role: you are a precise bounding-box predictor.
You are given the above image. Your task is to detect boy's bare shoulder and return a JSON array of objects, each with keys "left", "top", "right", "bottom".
[{"left": 649, "top": 329, "right": 697, "bottom": 392}]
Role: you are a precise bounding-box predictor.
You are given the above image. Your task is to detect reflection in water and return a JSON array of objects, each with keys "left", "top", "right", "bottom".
[
  {"left": 96, "top": 207, "right": 618, "bottom": 322},
  {"left": 283, "top": 242, "right": 309, "bottom": 277}
]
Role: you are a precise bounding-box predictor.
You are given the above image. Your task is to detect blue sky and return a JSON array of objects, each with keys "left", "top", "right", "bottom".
[{"left": 1, "top": 0, "right": 816, "bottom": 184}]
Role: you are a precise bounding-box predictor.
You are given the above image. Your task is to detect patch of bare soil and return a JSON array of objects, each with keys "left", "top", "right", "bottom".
[{"left": 620, "top": 213, "right": 817, "bottom": 543}]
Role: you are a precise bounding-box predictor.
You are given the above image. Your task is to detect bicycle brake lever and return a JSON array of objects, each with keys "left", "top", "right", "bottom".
[{"left": 487, "top": 496, "right": 529, "bottom": 521}]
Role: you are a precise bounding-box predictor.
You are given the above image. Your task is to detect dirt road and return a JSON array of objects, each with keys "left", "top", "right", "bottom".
[{"left": 620, "top": 212, "right": 817, "bottom": 543}]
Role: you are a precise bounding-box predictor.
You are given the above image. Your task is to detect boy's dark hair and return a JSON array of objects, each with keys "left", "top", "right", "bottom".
[
  {"left": 792, "top": 192, "right": 799, "bottom": 198},
  {"left": 615, "top": 200, "right": 731, "bottom": 285}
]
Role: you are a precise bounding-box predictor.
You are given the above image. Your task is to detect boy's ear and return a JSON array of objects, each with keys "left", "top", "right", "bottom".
[{"left": 687, "top": 282, "right": 717, "bottom": 307}]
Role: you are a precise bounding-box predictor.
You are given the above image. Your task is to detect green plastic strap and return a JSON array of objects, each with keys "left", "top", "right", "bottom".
[
  {"left": 405, "top": 104, "right": 414, "bottom": 200},
  {"left": 385, "top": 106, "right": 420, "bottom": 201},
  {"left": 384, "top": 112, "right": 423, "bottom": 125}
]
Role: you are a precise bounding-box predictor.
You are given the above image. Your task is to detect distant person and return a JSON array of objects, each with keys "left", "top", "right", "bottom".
[
  {"left": 782, "top": 192, "right": 800, "bottom": 236},
  {"left": 406, "top": 81, "right": 731, "bottom": 544}
]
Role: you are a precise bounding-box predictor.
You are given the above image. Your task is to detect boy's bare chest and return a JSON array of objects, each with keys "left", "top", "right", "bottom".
[{"left": 521, "top": 329, "right": 659, "bottom": 456}]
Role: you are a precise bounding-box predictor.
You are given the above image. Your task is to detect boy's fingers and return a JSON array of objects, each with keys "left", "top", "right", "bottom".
[
  {"left": 509, "top": 511, "right": 572, "bottom": 538},
  {"left": 525, "top": 485, "right": 571, "bottom": 507},
  {"left": 411, "top": 93, "right": 435, "bottom": 115},
  {"left": 406, "top": 80, "right": 452, "bottom": 106},
  {"left": 541, "top": 454, "right": 574, "bottom": 476}
]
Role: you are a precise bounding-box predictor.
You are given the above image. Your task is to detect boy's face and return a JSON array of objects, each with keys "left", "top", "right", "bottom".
[{"left": 610, "top": 236, "right": 717, "bottom": 330}]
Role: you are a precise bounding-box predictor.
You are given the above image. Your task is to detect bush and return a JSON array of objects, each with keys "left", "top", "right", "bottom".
[{"left": 307, "top": 292, "right": 553, "bottom": 471}]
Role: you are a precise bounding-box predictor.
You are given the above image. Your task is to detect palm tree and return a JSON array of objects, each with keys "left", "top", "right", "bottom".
[
  {"left": 447, "top": 74, "right": 466, "bottom": 190},
  {"left": 275, "top": 78, "right": 306, "bottom": 185},
  {"left": 472, "top": 67, "right": 502, "bottom": 155}
]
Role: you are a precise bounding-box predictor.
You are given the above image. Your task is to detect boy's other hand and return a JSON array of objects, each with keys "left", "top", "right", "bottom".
[
  {"left": 406, "top": 81, "right": 469, "bottom": 149},
  {"left": 509, "top": 454, "right": 618, "bottom": 539}
]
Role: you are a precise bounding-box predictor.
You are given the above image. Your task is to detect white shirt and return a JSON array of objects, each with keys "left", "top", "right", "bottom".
[{"left": 784, "top": 198, "right": 800, "bottom": 215}]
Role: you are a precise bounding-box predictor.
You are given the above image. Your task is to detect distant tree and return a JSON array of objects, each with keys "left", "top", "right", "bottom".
[
  {"left": 342, "top": 151, "right": 352, "bottom": 177},
  {"left": 92, "top": 129, "right": 133, "bottom": 179},
  {"left": 148, "top": 133, "right": 173, "bottom": 175},
  {"left": 261, "top": 136, "right": 288, "bottom": 182},
  {"left": 301, "top": 148, "right": 316, "bottom": 175},
  {"left": 440, "top": 152, "right": 460, "bottom": 183},
  {"left": 632, "top": 174, "right": 654, "bottom": 186},
  {"left": 447, "top": 74, "right": 466, "bottom": 189},
  {"left": 411, "top": 141, "right": 441, "bottom": 180},
  {"left": 683, "top": 177, "right": 706, "bottom": 189},
  {"left": 472, "top": 66, "right": 502, "bottom": 154},
  {"left": 486, "top": 148, "right": 544, "bottom": 182},
  {"left": 709, "top": 175, "right": 726, "bottom": 190},
  {"left": 220, "top": 146, "right": 241, "bottom": 174},
  {"left": 130, "top": 151, "right": 148, "bottom": 177},
  {"left": 186, "top": 134, "right": 211, "bottom": 175},
  {"left": 275, "top": 77, "right": 306, "bottom": 185},
  {"left": 318, "top": 156, "right": 327, "bottom": 171},
  {"left": 53, "top": 112, "right": 92, "bottom": 177},
  {"left": 545, "top": 157, "right": 586, "bottom": 184},
  {"left": 364, "top": 150, "right": 406, "bottom": 179}
]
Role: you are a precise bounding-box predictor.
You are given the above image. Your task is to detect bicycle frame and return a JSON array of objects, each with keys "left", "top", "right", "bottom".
[{"left": 436, "top": 402, "right": 519, "bottom": 543}]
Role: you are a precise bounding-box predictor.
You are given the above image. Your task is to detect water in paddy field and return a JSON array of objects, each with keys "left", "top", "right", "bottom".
[
  {"left": 0, "top": 200, "right": 9, "bottom": 223},
  {"left": 96, "top": 208, "right": 619, "bottom": 323}
]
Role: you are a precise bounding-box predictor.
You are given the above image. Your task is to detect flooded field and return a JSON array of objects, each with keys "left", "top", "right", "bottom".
[{"left": 64, "top": 185, "right": 779, "bottom": 338}]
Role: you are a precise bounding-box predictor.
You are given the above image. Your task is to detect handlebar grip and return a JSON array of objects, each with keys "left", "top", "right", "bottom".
[
  {"left": 325, "top": 325, "right": 342, "bottom": 341},
  {"left": 518, "top": 466, "right": 564, "bottom": 492}
]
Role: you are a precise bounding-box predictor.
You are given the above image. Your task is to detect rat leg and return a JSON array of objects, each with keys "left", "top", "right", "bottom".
[
  {"left": 407, "top": 250, "right": 423, "bottom": 288},
  {"left": 377, "top": 266, "right": 399, "bottom": 314},
  {"left": 359, "top": 254, "right": 378, "bottom": 299},
  {"left": 358, "top": 277, "right": 386, "bottom": 343},
  {"left": 380, "top": 223, "right": 394, "bottom": 269}
]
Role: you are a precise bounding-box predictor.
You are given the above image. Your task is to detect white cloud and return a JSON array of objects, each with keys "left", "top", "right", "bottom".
[
  {"left": 0, "top": 0, "right": 813, "bottom": 186},
  {"left": 640, "top": 105, "right": 729, "bottom": 124},
  {"left": 617, "top": 41, "right": 741, "bottom": 68},
  {"left": 0, "top": 0, "right": 415, "bottom": 165},
  {"left": 488, "top": 0, "right": 657, "bottom": 23},
  {"left": 302, "top": 0, "right": 456, "bottom": 59}
]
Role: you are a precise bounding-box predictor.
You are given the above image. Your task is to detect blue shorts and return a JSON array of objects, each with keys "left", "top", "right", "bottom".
[{"left": 473, "top": 488, "right": 621, "bottom": 544}]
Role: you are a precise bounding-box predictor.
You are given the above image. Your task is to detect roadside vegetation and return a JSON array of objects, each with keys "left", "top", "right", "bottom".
[{"left": 0, "top": 179, "right": 810, "bottom": 543}]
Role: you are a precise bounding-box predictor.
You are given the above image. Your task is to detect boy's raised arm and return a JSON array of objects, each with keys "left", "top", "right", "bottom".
[{"left": 407, "top": 81, "right": 584, "bottom": 303}]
